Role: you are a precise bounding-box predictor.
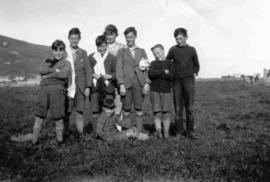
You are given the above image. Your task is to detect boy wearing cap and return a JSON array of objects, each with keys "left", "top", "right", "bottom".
[
  {"left": 148, "top": 44, "right": 174, "bottom": 138},
  {"left": 96, "top": 97, "right": 149, "bottom": 141},
  {"left": 167, "top": 27, "right": 200, "bottom": 139}
]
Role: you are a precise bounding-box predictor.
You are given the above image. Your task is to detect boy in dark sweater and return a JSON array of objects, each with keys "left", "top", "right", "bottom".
[
  {"left": 32, "top": 40, "right": 71, "bottom": 144},
  {"left": 148, "top": 44, "right": 174, "bottom": 138},
  {"left": 167, "top": 27, "right": 200, "bottom": 139}
]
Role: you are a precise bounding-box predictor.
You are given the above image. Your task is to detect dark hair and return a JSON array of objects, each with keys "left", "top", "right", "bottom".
[
  {"left": 51, "top": 40, "right": 66, "bottom": 50},
  {"left": 151, "top": 44, "right": 164, "bottom": 51},
  {"left": 124, "top": 27, "right": 137, "bottom": 36},
  {"left": 68, "top": 27, "right": 81, "bottom": 38},
  {"left": 103, "top": 96, "right": 115, "bottom": 109},
  {"left": 174, "top": 27, "right": 188, "bottom": 37},
  {"left": 95, "top": 35, "right": 107, "bottom": 46},
  {"left": 104, "top": 24, "right": 118, "bottom": 36}
]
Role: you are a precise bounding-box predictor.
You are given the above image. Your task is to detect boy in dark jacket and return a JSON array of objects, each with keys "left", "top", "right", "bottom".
[
  {"left": 167, "top": 27, "right": 200, "bottom": 139},
  {"left": 148, "top": 44, "right": 174, "bottom": 138}
]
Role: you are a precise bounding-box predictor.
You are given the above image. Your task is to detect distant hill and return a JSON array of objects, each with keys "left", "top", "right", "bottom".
[{"left": 0, "top": 35, "right": 52, "bottom": 79}]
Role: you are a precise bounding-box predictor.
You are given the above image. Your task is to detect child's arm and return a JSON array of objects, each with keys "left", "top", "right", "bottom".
[
  {"left": 148, "top": 62, "right": 165, "bottom": 79},
  {"left": 192, "top": 48, "right": 200, "bottom": 76},
  {"left": 166, "top": 47, "right": 174, "bottom": 61},
  {"left": 42, "top": 61, "right": 71, "bottom": 79},
  {"left": 39, "top": 59, "right": 56, "bottom": 75},
  {"left": 160, "top": 61, "right": 174, "bottom": 80},
  {"left": 110, "top": 56, "right": 117, "bottom": 80},
  {"left": 116, "top": 49, "right": 124, "bottom": 86},
  {"left": 84, "top": 51, "right": 92, "bottom": 88}
]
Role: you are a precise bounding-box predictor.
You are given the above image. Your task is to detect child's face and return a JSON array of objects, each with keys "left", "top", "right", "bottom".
[
  {"left": 97, "top": 43, "right": 108, "bottom": 56},
  {"left": 125, "top": 32, "right": 136, "bottom": 47},
  {"left": 105, "top": 32, "right": 117, "bottom": 44},
  {"left": 52, "top": 47, "right": 65, "bottom": 60},
  {"left": 104, "top": 107, "right": 114, "bottom": 116},
  {"left": 152, "top": 47, "right": 165, "bottom": 61},
  {"left": 68, "top": 34, "right": 81, "bottom": 48},
  {"left": 175, "top": 34, "right": 187, "bottom": 46}
]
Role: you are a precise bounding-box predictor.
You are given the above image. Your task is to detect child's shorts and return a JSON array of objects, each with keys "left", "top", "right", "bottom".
[
  {"left": 150, "top": 91, "right": 171, "bottom": 113},
  {"left": 35, "top": 85, "right": 66, "bottom": 120}
]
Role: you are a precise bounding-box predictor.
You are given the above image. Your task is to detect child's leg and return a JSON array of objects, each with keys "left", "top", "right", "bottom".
[
  {"left": 154, "top": 112, "right": 162, "bottom": 138},
  {"left": 75, "top": 111, "right": 84, "bottom": 134},
  {"left": 135, "top": 110, "right": 144, "bottom": 131},
  {"left": 92, "top": 112, "right": 99, "bottom": 135},
  {"left": 163, "top": 112, "right": 171, "bottom": 138},
  {"left": 55, "top": 119, "right": 64, "bottom": 142},
  {"left": 32, "top": 116, "right": 43, "bottom": 144}
]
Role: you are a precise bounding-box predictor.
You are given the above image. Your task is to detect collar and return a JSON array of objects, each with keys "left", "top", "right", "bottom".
[
  {"left": 70, "top": 46, "right": 80, "bottom": 54},
  {"left": 125, "top": 44, "right": 138, "bottom": 50},
  {"left": 176, "top": 44, "right": 189, "bottom": 48}
]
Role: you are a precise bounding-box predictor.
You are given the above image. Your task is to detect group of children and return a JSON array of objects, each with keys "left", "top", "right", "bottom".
[{"left": 31, "top": 25, "right": 200, "bottom": 144}]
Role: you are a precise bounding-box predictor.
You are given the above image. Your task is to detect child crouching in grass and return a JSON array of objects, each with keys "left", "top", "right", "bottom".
[
  {"left": 148, "top": 44, "right": 174, "bottom": 138},
  {"left": 96, "top": 97, "right": 149, "bottom": 141}
]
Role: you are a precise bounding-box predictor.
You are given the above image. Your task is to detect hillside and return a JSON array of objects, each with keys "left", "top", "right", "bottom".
[{"left": 0, "top": 35, "right": 51, "bottom": 79}]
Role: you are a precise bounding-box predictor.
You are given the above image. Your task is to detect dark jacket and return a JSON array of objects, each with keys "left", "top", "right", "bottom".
[
  {"left": 89, "top": 52, "right": 117, "bottom": 93},
  {"left": 73, "top": 48, "right": 92, "bottom": 94},
  {"left": 167, "top": 45, "right": 199, "bottom": 78}
]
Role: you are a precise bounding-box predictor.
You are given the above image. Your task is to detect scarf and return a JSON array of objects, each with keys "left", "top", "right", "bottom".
[
  {"left": 66, "top": 46, "right": 78, "bottom": 98},
  {"left": 92, "top": 51, "right": 109, "bottom": 86}
]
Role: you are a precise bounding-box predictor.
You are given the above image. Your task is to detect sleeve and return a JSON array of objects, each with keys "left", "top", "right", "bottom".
[
  {"left": 148, "top": 62, "right": 164, "bottom": 79},
  {"left": 110, "top": 55, "right": 117, "bottom": 81},
  {"left": 161, "top": 61, "right": 174, "bottom": 80},
  {"left": 44, "top": 61, "right": 71, "bottom": 79},
  {"left": 192, "top": 48, "right": 200, "bottom": 75},
  {"left": 39, "top": 59, "right": 55, "bottom": 75},
  {"left": 116, "top": 49, "right": 125, "bottom": 86},
  {"left": 166, "top": 47, "right": 174, "bottom": 61},
  {"left": 84, "top": 51, "right": 92, "bottom": 88}
]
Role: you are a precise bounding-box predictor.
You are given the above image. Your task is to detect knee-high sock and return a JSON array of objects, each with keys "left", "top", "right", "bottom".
[
  {"left": 154, "top": 112, "right": 162, "bottom": 131},
  {"left": 32, "top": 116, "right": 43, "bottom": 144},
  {"left": 75, "top": 112, "right": 84, "bottom": 134},
  {"left": 135, "top": 113, "right": 144, "bottom": 131},
  {"left": 163, "top": 112, "right": 171, "bottom": 137},
  {"left": 55, "top": 119, "right": 64, "bottom": 142}
]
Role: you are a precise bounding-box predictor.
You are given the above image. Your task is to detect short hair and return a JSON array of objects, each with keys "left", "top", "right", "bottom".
[
  {"left": 151, "top": 44, "right": 164, "bottom": 51},
  {"left": 174, "top": 27, "right": 188, "bottom": 37},
  {"left": 104, "top": 24, "right": 118, "bottom": 36},
  {"left": 95, "top": 35, "right": 107, "bottom": 46},
  {"left": 51, "top": 40, "right": 66, "bottom": 50},
  {"left": 124, "top": 27, "right": 137, "bottom": 36},
  {"left": 68, "top": 27, "right": 81, "bottom": 38},
  {"left": 103, "top": 96, "right": 115, "bottom": 109}
]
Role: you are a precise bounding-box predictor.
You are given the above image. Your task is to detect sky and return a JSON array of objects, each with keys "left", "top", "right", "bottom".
[{"left": 1, "top": 0, "right": 270, "bottom": 78}]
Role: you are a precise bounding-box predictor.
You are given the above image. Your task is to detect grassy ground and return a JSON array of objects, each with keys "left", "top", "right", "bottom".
[{"left": 0, "top": 81, "right": 270, "bottom": 182}]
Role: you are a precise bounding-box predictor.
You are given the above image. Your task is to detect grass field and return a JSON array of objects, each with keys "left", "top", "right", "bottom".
[{"left": 0, "top": 81, "right": 270, "bottom": 182}]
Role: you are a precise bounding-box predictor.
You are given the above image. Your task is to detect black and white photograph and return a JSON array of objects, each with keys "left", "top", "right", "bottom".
[{"left": 0, "top": 0, "right": 269, "bottom": 181}]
